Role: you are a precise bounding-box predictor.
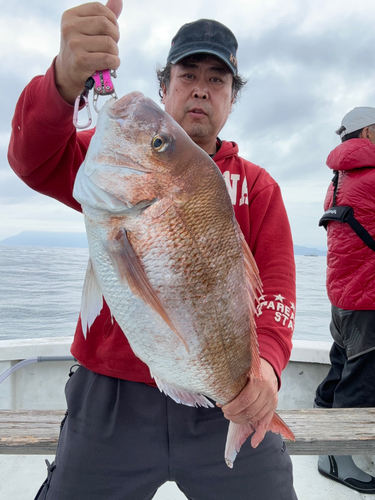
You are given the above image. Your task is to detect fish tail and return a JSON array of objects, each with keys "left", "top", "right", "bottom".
[
  {"left": 224, "top": 420, "right": 255, "bottom": 468},
  {"left": 268, "top": 412, "right": 295, "bottom": 441},
  {"left": 224, "top": 413, "right": 295, "bottom": 468}
]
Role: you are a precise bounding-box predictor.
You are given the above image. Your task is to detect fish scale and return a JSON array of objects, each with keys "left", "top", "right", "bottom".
[{"left": 129, "top": 204, "right": 249, "bottom": 400}]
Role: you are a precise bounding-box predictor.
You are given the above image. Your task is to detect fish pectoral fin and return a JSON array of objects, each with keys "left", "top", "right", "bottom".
[
  {"left": 151, "top": 373, "right": 214, "bottom": 408},
  {"left": 144, "top": 196, "right": 174, "bottom": 219},
  {"left": 107, "top": 229, "right": 189, "bottom": 351},
  {"left": 80, "top": 258, "right": 104, "bottom": 338}
]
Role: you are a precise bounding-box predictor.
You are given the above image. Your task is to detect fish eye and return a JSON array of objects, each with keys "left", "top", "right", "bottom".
[{"left": 152, "top": 134, "right": 169, "bottom": 152}]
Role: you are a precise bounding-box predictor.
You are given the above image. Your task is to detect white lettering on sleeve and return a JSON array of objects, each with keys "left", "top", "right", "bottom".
[
  {"left": 256, "top": 293, "right": 295, "bottom": 335},
  {"left": 276, "top": 302, "right": 284, "bottom": 312}
]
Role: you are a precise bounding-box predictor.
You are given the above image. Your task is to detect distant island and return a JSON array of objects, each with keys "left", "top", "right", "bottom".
[
  {"left": 293, "top": 245, "right": 326, "bottom": 256},
  {"left": 0, "top": 231, "right": 327, "bottom": 256}
]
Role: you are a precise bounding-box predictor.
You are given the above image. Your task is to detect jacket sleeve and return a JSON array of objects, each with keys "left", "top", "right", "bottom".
[
  {"left": 7, "top": 59, "right": 94, "bottom": 212},
  {"left": 248, "top": 181, "right": 296, "bottom": 385}
]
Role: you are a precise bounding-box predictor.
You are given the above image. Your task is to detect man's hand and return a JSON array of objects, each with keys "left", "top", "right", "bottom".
[
  {"left": 221, "top": 358, "right": 279, "bottom": 448},
  {"left": 55, "top": 0, "right": 123, "bottom": 105}
]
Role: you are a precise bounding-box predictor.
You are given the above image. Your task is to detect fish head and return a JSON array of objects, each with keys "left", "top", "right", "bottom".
[{"left": 73, "top": 91, "right": 213, "bottom": 214}]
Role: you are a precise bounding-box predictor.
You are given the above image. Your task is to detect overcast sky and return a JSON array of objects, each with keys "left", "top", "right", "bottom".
[{"left": 2, "top": 0, "right": 375, "bottom": 248}]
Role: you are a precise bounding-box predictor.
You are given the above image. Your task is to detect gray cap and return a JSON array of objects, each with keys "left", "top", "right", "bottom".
[
  {"left": 166, "top": 19, "right": 238, "bottom": 75},
  {"left": 336, "top": 106, "right": 375, "bottom": 138}
]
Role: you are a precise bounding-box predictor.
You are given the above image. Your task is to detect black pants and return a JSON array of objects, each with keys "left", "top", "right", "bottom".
[
  {"left": 35, "top": 366, "right": 297, "bottom": 500},
  {"left": 315, "top": 306, "right": 375, "bottom": 408}
]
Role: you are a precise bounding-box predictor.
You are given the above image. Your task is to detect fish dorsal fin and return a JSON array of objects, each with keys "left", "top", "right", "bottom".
[
  {"left": 151, "top": 372, "right": 214, "bottom": 408},
  {"left": 237, "top": 223, "right": 263, "bottom": 380},
  {"left": 238, "top": 225, "right": 262, "bottom": 304},
  {"left": 81, "top": 258, "right": 104, "bottom": 338},
  {"left": 107, "top": 229, "right": 189, "bottom": 351},
  {"left": 249, "top": 332, "right": 262, "bottom": 380}
]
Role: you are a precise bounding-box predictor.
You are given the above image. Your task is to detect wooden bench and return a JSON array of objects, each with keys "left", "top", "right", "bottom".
[{"left": 1, "top": 408, "right": 375, "bottom": 455}]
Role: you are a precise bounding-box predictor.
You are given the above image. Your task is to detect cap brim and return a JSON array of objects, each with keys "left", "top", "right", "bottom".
[{"left": 169, "top": 49, "right": 237, "bottom": 75}]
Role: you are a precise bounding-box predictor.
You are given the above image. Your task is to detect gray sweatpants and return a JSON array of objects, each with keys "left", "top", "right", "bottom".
[{"left": 35, "top": 366, "right": 297, "bottom": 500}]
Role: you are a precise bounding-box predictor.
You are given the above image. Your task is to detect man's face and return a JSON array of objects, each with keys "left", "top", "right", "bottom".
[{"left": 162, "top": 56, "right": 234, "bottom": 155}]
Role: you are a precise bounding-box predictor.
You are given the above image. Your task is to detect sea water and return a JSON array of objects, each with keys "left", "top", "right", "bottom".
[{"left": 0, "top": 246, "right": 332, "bottom": 342}]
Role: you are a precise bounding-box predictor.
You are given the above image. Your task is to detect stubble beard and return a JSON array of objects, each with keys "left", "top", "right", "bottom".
[{"left": 185, "top": 122, "right": 211, "bottom": 143}]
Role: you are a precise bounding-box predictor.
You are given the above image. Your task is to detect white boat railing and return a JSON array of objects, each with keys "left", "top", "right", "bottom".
[{"left": 0, "top": 337, "right": 332, "bottom": 411}]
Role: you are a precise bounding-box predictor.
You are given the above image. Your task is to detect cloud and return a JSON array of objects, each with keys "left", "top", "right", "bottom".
[
  {"left": 0, "top": 16, "right": 60, "bottom": 81},
  {"left": 2, "top": 0, "right": 375, "bottom": 245},
  {"left": 0, "top": 170, "right": 36, "bottom": 201},
  {"left": 0, "top": 194, "right": 85, "bottom": 239}
]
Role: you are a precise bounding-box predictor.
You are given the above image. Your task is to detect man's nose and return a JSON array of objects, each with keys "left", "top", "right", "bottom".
[{"left": 193, "top": 86, "right": 208, "bottom": 100}]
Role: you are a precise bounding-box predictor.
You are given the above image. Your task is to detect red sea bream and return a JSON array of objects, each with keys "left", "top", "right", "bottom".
[{"left": 73, "top": 92, "right": 294, "bottom": 467}]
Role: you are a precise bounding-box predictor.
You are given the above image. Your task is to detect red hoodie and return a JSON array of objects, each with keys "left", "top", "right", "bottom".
[
  {"left": 324, "top": 139, "right": 375, "bottom": 310},
  {"left": 8, "top": 61, "right": 296, "bottom": 384}
]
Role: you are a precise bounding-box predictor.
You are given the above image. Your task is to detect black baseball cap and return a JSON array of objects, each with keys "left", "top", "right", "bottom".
[{"left": 166, "top": 19, "right": 238, "bottom": 75}]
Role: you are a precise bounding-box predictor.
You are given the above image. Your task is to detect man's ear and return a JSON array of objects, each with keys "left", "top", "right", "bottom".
[
  {"left": 360, "top": 127, "right": 370, "bottom": 139},
  {"left": 229, "top": 91, "right": 236, "bottom": 113},
  {"left": 161, "top": 84, "right": 167, "bottom": 105}
]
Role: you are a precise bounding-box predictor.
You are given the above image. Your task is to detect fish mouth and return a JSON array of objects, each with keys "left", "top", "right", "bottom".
[{"left": 108, "top": 91, "right": 144, "bottom": 118}]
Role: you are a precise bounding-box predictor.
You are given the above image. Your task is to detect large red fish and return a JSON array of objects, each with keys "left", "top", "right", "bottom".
[{"left": 73, "top": 91, "right": 294, "bottom": 467}]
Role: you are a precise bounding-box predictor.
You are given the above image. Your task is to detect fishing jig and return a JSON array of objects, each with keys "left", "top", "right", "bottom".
[{"left": 73, "top": 69, "right": 118, "bottom": 129}]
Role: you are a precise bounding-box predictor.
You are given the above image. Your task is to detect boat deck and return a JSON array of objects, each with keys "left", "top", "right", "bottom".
[
  {"left": 1, "top": 454, "right": 374, "bottom": 499},
  {"left": 1, "top": 338, "right": 374, "bottom": 499}
]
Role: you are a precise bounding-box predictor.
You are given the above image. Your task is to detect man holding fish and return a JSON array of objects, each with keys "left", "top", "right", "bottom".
[{"left": 8, "top": 1, "right": 297, "bottom": 498}]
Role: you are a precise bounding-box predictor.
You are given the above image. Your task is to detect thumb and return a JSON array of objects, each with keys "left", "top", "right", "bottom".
[{"left": 106, "top": 0, "right": 123, "bottom": 19}]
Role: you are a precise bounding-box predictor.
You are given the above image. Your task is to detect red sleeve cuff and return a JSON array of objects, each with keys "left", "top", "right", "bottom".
[{"left": 257, "top": 329, "right": 291, "bottom": 388}]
